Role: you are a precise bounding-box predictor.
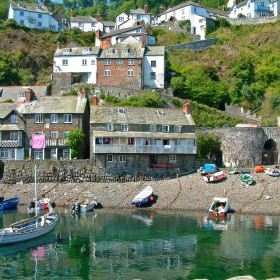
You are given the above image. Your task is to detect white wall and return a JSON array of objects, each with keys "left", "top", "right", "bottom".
[
  {"left": 143, "top": 55, "right": 165, "bottom": 88},
  {"left": 71, "top": 21, "right": 97, "bottom": 32},
  {"left": 54, "top": 54, "right": 98, "bottom": 84},
  {"left": 116, "top": 12, "right": 128, "bottom": 28}
]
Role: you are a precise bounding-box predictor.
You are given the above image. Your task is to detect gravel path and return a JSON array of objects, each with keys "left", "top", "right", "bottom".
[{"left": 1, "top": 168, "right": 280, "bottom": 215}]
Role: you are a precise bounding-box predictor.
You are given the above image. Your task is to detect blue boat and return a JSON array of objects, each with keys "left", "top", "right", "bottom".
[
  {"left": 0, "top": 197, "right": 19, "bottom": 211},
  {"left": 197, "top": 164, "right": 218, "bottom": 175}
]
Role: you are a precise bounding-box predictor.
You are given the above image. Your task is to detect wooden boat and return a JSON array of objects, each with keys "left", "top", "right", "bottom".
[
  {"left": 264, "top": 168, "right": 280, "bottom": 177},
  {"left": 203, "top": 171, "right": 226, "bottom": 183},
  {"left": 197, "top": 164, "right": 218, "bottom": 175},
  {"left": 240, "top": 173, "right": 253, "bottom": 185},
  {"left": 0, "top": 164, "right": 58, "bottom": 245},
  {"left": 71, "top": 192, "right": 98, "bottom": 213},
  {"left": 130, "top": 186, "right": 154, "bottom": 207},
  {"left": 207, "top": 197, "right": 231, "bottom": 218},
  {"left": 151, "top": 163, "right": 175, "bottom": 168},
  {"left": 28, "top": 198, "right": 51, "bottom": 213},
  {"left": 0, "top": 197, "right": 19, "bottom": 211},
  {"left": 229, "top": 168, "right": 239, "bottom": 174}
]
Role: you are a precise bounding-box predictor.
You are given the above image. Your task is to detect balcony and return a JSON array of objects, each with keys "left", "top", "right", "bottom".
[
  {"left": 0, "top": 139, "right": 23, "bottom": 148},
  {"left": 94, "top": 144, "right": 196, "bottom": 154},
  {"left": 254, "top": 5, "right": 271, "bottom": 12},
  {"left": 30, "top": 138, "right": 68, "bottom": 147}
]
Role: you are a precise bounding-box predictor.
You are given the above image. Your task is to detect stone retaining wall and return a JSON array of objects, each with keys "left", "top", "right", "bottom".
[
  {"left": 166, "top": 38, "right": 217, "bottom": 52},
  {"left": 228, "top": 16, "right": 278, "bottom": 26}
]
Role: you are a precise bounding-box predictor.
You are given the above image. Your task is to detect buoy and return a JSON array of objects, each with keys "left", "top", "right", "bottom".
[
  {"left": 130, "top": 202, "right": 134, "bottom": 205},
  {"left": 150, "top": 214, "right": 154, "bottom": 219},
  {"left": 145, "top": 199, "right": 148, "bottom": 203},
  {"left": 150, "top": 196, "right": 154, "bottom": 201}
]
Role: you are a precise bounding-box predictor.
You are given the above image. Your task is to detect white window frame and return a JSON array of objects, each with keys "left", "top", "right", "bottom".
[
  {"left": 119, "top": 155, "right": 126, "bottom": 162},
  {"left": 151, "top": 60, "right": 156, "bottom": 67},
  {"left": 116, "top": 59, "right": 122, "bottom": 65},
  {"left": 51, "top": 114, "right": 58, "bottom": 123},
  {"left": 62, "top": 59, "right": 68, "bottom": 66},
  {"left": 128, "top": 59, "right": 134, "bottom": 65},
  {"left": 10, "top": 131, "right": 18, "bottom": 141},
  {"left": 63, "top": 149, "right": 70, "bottom": 159},
  {"left": 82, "top": 59, "right": 87, "bottom": 66},
  {"left": 169, "top": 155, "right": 176, "bottom": 163},
  {"left": 63, "top": 130, "right": 69, "bottom": 140},
  {"left": 91, "top": 60, "right": 96, "bottom": 65},
  {"left": 35, "top": 114, "right": 43, "bottom": 123},
  {"left": 121, "top": 124, "right": 128, "bottom": 131},
  {"left": 150, "top": 125, "right": 157, "bottom": 132},
  {"left": 51, "top": 149, "right": 57, "bottom": 159},
  {"left": 105, "top": 59, "right": 111, "bottom": 65},
  {"left": 162, "top": 125, "right": 169, "bottom": 133},
  {"left": 63, "top": 114, "right": 72, "bottom": 123},
  {"left": 119, "top": 16, "right": 124, "bottom": 22},
  {"left": 122, "top": 48, "right": 129, "bottom": 54},
  {"left": 0, "top": 149, "right": 8, "bottom": 158},
  {"left": 105, "top": 70, "right": 111, "bottom": 77},
  {"left": 20, "top": 11, "right": 24, "bottom": 16},
  {"left": 34, "top": 130, "right": 43, "bottom": 135},
  {"left": 107, "top": 154, "right": 113, "bottom": 162},
  {"left": 11, "top": 114, "right": 18, "bottom": 124},
  {"left": 150, "top": 72, "right": 156, "bottom": 79},
  {"left": 107, "top": 124, "right": 114, "bottom": 131},
  {"left": 34, "top": 149, "right": 43, "bottom": 159},
  {"left": 174, "top": 139, "right": 181, "bottom": 146},
  {"left": 174, "top": 125, "right": 181, "bottom": 133},
  {"left": 127, "top": 70, "right": 134, "bottom": 77},
  {"left": 51, "top": 130, "right": 58, "bottom": 139},
  {"left": 149, "top": 139, "right": 156, "bottom": 146}
]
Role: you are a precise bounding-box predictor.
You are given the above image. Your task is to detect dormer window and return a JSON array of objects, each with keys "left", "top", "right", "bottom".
[
  {"left": 36, "top": 5, "right": 43, "bottom": 10},
  {"left": 118, "top": 108, "right": 125, "bottom": 113},
  {"left": 106, "top": 49, "right": 114, "bottom": 54},
  {"left": 18, "top": 3, "right": 24, "bottom": 7},
  {"left": 122, "top": 48, "right": 129, "bottom": 54},
  {"left": 84, "top": 47, "right": 92, "bottom": 52},
  {"left": 64, "top": 48, "right": 72, "bottom": 53},
  {"left": 157, "top": 110, "right": 163, "bottom": 116}
]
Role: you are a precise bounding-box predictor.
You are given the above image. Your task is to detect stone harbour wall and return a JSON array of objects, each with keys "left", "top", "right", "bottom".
[{"left": 228, "top": 16, "right": 278, "bottom": 26}]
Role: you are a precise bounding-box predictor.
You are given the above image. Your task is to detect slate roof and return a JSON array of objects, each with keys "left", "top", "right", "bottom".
[
  {"left": 54, "top": 46, "right": 100, "bottom": 56},
  {"left": 102, "top": 21, "right": 115, "bottom": 26},
  {"left": 145, "top": 46, "right": 165, "bottom": 56},
  {"left": 130, "top": 8, "right": 152, "bottom": 15},
  {"left": 98, "top": 43, "right": 145, "bottom": 59},
  {"left": 10, "top": 0, "right": 50, "bottom": 13},
  {"left": 71, "top": 16, "right": 96, "bottom": 23},
  {"left": 0, "top": 103, "right": 22, "bottom": 119},
  {"left": 206, "top": 7, "right": 228, "bottom": 17},
  {"left": 90, "top": 106, "right": 195, "bottom": 126},
  {"left": 99, "top": 25, "right": 144, "bottom": 39},
  {"left": 0, "top": 86, "right": 48, "bottom": 103},
  {"left": 158, "top": 1, "right": 201, "bottom": 16}
]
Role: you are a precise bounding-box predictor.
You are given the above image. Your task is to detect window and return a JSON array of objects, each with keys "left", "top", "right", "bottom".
[
  {"left": 35, "top": 114, "right": 43, "bottom": 123},
  {"left": 64, "top": 48, "right": 72, "bottom": 53},
  {"left": 62, "top": 19, "right": 67, "bottom": 24},
  {"left": 107, "top": 154, "right": 113, "bottom": 162},
  {"left": 37, "top": 5, "right": 42, "bottom": 10},
  {"left": 163, "top": 139, "right": 169, "bottom": 145},
  {"left": 157, "top": 110, "right": 163, "bottom": 116},
  {"left": 20, "top": 11, "right": 24, "bottom": 16},
  {"left": 199, "top": 19, "right": 203, "bottom": 23},
  {"left": 182, "top": 9, "right": 185, "bottom": 14},
  {"left": 150, "top": 72, "right": 156, "bottom": 79},
  {"left": 51, "top": 114, "right": 58, "bottom": 123},
  {"left": 10, "top": 131, "right": 18, "bottom": 140},
  {"left": 151, "top": 60, "right": 156, "bottom": 67},
  {"left": 150, "top": 125, "right": 157, "bottom": 132},
  {"left": 11, "top": 114, "right": 18, "bottom": 124},
  {"left": 63, "top": 149, "right": 69, "bottom": 159},
  {"left": 118, "top": 108, "right": 125, "bottom": 113},
  {"left": 174, "top": 125, "right": 181, "bottom": 133},
  {"left": 34, "top": 130, "right": 43, "bottom": 135},
  {"left": 51, "top": 149, "right": 57, "bottom": 159},
  {"left": 119, "top": 155, "right": 126, "bottom": 162},
  {"left": 51, "top": 130, "right": 58, "bottom": 139},
  {"left": 105, "top": 59, "right": 111, "bottom": 65},
  {"left": 169, "top": 155, "right": 176, "bottom": 163},
  {"left": 128, "top": 138, "right": 134, "bottom": 145},
  {"left": 38, "top": 14, "right": 42, "bottom": 18},
  {"left": 106, "top": 49, "right": 113, "bottom": 54},
  {"left": 174, "top": 139, "right": 181, "bottom": 146},
  {"left": 19, "top": 91, "right": 25, "bottom": 98},
  {"left": 119, "top": 16, "right": 124, "bottom": 22},
  {"left": 107, "top": 124, "right": 114, "bottom": 131},
  {"left": 128, "top": 59, "right": 134, "bottom": 65},
  {"left": 11, "top": 149, "right": 15, "bottom": 159},
  {"left": 34, "top": 149, "right": 43, "bottom": 159},
  {"left": 91, "top": 60, "right": 96, "bottom": 65},
  {"left": 20, "top": 20, "right": 24, "bottom": 25},
  {"left": 82, "top": 59, "right": 87, "bottom": 66},
  {"left": 38, "top": 22, "right": 42, "bottom": 27},
  {"left": 104, "top": 70, "right": 111, "bottom": 77},
  {"left": 116, "top": 59, "right": 122, "bottom": 65},
  {"left": 0, "top": 149, "right": 8, "bottom": 158},
  {"left": 63, "top": 130, "right": 69, "bottom": 140},
  {"left": 122, "top": 48, "right": 129, "bottom": 54},
  {"left": 200, "top": 25, "right": 204, "bottom": 31},
  {"left": 247, "top": 13, "right": 251, "bottom": 17},
  {"left": 162, "top": 125, "right": 169, "bottom": 132},
  {"left": 149, "top": 139, "right": 156, "bottom": 146},
  {"left": 91, "top": 23, "right": 96, "bottom": 27},
  {"left": 62, "top": 59, "right": 68, "bottom": 66},
  {"left": 247, "top": 2, "right": 250, "bottom": 7},
  {"left": 49, "top": 25, "right": 56, "bottom": 30},
  {"left": 137, "top": 15, "right": 141, "bottom": 20},
  {"left": 63, "top": 114, "right": 72, "bottom": 123},
  {"left": 84, "top": 47, "right": 92, "bottom": 52},
  {"left": 127, "top": 70, "right": 134, "bottom": 77},
  {"left": 261, "top": 1, "right": 264, "bottom": 6},
  {"left": 121, "top": 124, "right": 128, "bottom": 131}
]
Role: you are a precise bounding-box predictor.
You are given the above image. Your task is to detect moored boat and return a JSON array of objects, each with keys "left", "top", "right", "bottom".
[
  {"left": 207, "top": 197, "right": 231, "bottom": 218},
  {"left": 264, "top": 168, "right": 280, "bottom": 177},
  {"left": 240, "top": 173, "right": 253, "bottom": 185},
  {"left": 197, "top": 164, "right": 218, "bottom": 175},
  {"left": 229, "top": 168, "right": 239, "bottom": 174},
  {"left": 131, "top": 186, "right": 154, "bottom": 207},
  {"left": 0, "top": 197, "right": 19, "bottom": 211},
  {"left": 71, "top": 192, "right": 98, "bottom": 213},
  {"left": 203, "top": 171, "right": 226, "bottom": 183}
]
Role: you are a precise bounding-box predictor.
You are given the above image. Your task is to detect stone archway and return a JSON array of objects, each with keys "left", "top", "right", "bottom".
[{"left": 262, "top": 139, "right": 278, "bottom": 165}]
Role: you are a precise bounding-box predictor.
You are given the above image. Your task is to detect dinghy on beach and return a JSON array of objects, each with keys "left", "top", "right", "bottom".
[
  {"left": 130, "top": 186, "right": 154, "bottom": 207},
  {"left": 207, "top": 197, "right": 231, "bottom": 218}
]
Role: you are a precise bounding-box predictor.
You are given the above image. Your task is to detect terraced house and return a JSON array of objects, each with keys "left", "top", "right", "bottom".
[{"left": 90, "top": 97, "right": 197, "bottom": 170}]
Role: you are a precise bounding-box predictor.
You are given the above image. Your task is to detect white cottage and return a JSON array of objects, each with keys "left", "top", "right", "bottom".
[
  {"left": 53, "top": 42, "right": 100, "bottom": 84},
  {"left": 8, "top": 0, "right": 63, "bottom": 31}
]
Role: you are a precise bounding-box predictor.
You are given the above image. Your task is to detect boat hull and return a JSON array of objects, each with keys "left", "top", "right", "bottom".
[
  {"left": 132, "top": 186, "right": 154, "bottom": 207},
  {"left": 81, "top": 203, "right": 96, "bottom": 212},
  {"left": 0, "top": 198, "right": 19, "bottom": 211},
  {"left": 208, "top": 211, "right": 227, "bottom": 218}
]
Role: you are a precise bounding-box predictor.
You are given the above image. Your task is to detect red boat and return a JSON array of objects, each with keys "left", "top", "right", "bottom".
[{"left": 151, "top": 163, "right": 175, "bottom": 168}]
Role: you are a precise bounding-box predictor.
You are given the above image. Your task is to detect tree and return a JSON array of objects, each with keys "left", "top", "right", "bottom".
[
  {"left": 65, "top": 128, "right": 85, "bottom": 159},
  {"left": 197, "top": 132, "right": 221, "bottom": 159}
]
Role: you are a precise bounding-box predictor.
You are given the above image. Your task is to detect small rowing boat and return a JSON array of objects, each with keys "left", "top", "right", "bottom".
[
  {"left": 207, "top": 197, "right": 231, "bottom": 218},
  {"left": 203, "top": 171, "right": 226, "bottom": 183},
  {"left": 130, "top": 186, "right": 154, "bottom": 207},
  {"left": 0, "top": 197, "right": 19, "bottom": 211},
  {"left": 240, "top": 173, "right": 253, "bottom": 185}
]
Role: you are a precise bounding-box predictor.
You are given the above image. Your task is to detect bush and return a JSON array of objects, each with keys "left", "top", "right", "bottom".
[{"left": 197, "top": 132, "right": 221, "bottom": 159}]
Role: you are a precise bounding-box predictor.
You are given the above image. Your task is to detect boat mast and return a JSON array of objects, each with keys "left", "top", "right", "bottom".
[{"left": 35, "top": 164, "right": 38, "bottom": 217}]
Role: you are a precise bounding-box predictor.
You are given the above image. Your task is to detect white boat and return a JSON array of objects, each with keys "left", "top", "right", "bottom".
[
  {"left": 130, "top": 186, "right": 154, "bottom": 207},
  {"left": 197, "top": 164, "right": 218, "bottom": 175},
  {"left": 203, "top": 171, "right": 226, "bottom": 183},
  {"left": 71, "top": 192, "right": 98, "bottom": 213},
  {"left": 28, "top": 198, "right": 51, "bottom": 213},
  {"left": 264, "top": 168, "right": 280, "bottom": 177},
  {"left": 0, "top": 164, "right": 58, "bottom": 245},
  {"left": 207, "top": 197, "right": 231, "bottom": 218},
  {"left": 229, "top": 168, "right": 239, "bottom": 174}
]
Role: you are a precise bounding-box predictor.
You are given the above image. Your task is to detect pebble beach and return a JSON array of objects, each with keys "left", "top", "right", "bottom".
[{"left": 1, "top": 167, "right": 280, "bottom": 215}]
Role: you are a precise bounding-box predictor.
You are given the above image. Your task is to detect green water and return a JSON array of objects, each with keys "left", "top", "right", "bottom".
[{"left": 0, "top": 207, "right": 280, "bottom": 280}]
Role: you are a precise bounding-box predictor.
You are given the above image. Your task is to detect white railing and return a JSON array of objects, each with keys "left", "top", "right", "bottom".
[
  {"left": 29, "top": 138, "right": 68, "bottom": 147},
  {"left": 94, "top": 144, "right": 196, "bottom": 154},
  {"left": 0, "top": 139, "right": 22, "bottom": 148}
]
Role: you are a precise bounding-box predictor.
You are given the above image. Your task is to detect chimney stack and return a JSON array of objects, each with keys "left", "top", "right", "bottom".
[
  {"left": 144, "top": 4, "right": 148, "bottom": 13},
  {"left": 71, "top": 10, "right": 74, "bottom": 17},
  {"left": 159, "top": 6, "right": 164, "bottom": 13},
  {"left": 25, "top": 89, "right": 35, "bottom": 103},
  {"left": 95, "top": 30, "right": 101, "bottom": 39},
  {"left": 168, "top": 5, "right": 171, "bottom": 9},
  {"left": 81, "top": 88, "right": 87, "bottom": 98},
  {"left": 58, "top": 5, "right": 61, "bottom": 14},
  {"left": 183, "top": 102, "right": 191, "bottom": 115},
  {"left": 48, "top": 6, "right": 52, "bottom": 13},
  {"left": 96, "top": 14, "right": 101, "bottom": 22},
  {"left": 56, "top": 41, "right": 61, "bottom": 50},
  {"left": 42, "top": 0, "right": 46, "bottom": 6},
  {"left": 92, "top": 95, "right": 98, "bottom": 106}
]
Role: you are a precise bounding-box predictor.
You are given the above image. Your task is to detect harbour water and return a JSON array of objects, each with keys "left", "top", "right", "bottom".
[{"left": 0, "top": 207, "right": 280, "bottom": 280}]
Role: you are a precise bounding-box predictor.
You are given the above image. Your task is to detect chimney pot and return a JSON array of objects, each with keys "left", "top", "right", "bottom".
[
  {"left": 81, "top": 88, "right": 87, "bottom": 98},
  {"left": 159, "top": 6, "right": 164, "bottom": 13},
  {"left": 42, "top": 0, "right": 46, "bottom": 6},
  {"left": 71, "top": 10, "right": 74, "bottom": 17},
  {"left": 48, "top": 6, "right": 52, "bottom": 13},
  {"left": 183, "top": 102, "right": 191, "bottom": 115},
  {"left": 58, "top": 5, "right": 61, "bottom": 13},
  {"left": 144, "top": 4, "right": 148, "bottom": 13},
  {"left": 96, "top": 14, "right": 101, "bottom": 22},
  {"left": 57, "top": 41, "right": 61, "bottom": 50},
  {"left": 92, "top": 95, "right": 98, "bottom": 106}
]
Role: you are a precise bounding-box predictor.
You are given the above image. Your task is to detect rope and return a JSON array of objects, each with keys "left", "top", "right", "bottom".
[{"left": 165, "top": 179, "right": 182, "bottom": 208}]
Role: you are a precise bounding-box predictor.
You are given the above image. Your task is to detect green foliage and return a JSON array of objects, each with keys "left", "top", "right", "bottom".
[
  {"left": 216, "top": 18, "right": 231, "bottom": 28},
  {"left": 2, "top": 99, "right": 13, "bottom": 103},
  {"left": 197, "top": 132, "right": 221, "bottom": 159},
  {"left": 269, "top": 92, "right": 280, "bottom": 109},
  {"left": 170, "top": 97, "right": 184, "bottom": 108},
  {"left": 65, "top": 128, "right": 85, "bottom": 159},
  {"left": 62, "top": 88, "right": 78, "bottom": 96}
]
